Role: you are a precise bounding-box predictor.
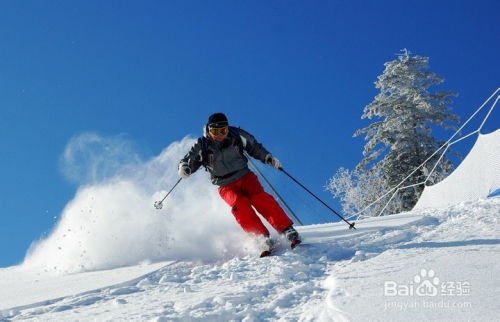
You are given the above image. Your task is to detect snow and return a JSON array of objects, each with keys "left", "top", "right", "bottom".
[
  {"left": 1, "top": 198, "right": 499, "bottom": 321},
  {"left": 414, "top": 129, "right": 500, "bottom": 210},
  {"left": 0, "top": 261, "right": 172, "bottom": 312},
  {"left": 21, "top": 137, "right": 251, "bottom": 274},
  {"left": 1, "top": 132, "right": 499, "bottom": 321}
]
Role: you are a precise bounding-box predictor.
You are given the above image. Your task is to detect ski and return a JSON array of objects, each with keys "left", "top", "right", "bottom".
[
  {"left": 291, "top": 239, "right": 302, "bottom": 249},
  {"left": 259, "top": 239, "right": 304, "bottom": 257},
  {"left": 260, "top": 250, "right": 272, "bottom": 257}
]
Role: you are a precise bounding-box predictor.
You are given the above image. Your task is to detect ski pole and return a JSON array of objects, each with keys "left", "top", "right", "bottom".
[
  {"left": 279, "top": 168, "right": 356, "bottom": 229},
  {"left": 154, "top": 178, "right": 182, "bottom": 210}
]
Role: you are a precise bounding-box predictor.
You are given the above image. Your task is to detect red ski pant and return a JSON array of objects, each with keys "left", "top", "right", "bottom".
[{"left": 218, "top": 171, "right": 293, "bottom": 237}]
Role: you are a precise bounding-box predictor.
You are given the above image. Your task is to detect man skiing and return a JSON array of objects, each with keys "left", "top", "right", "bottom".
[{"left": 178, "top": 112, "right": 301, "bottom": 256}]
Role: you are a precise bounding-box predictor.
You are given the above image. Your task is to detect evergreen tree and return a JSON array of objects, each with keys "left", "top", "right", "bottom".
[
  {"left": 355, "top": 49, "right": 459, "bottom": 212},
  {"left": 327, "top": 49, "right": 459, "bottom": 216},
  {"left": 326, "top": 167, "right": 403, "bottom": 218}
]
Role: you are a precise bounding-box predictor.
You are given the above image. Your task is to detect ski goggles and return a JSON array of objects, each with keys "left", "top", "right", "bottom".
[{"left": 208, "top": 125, "right": 229, "bottom": 136}]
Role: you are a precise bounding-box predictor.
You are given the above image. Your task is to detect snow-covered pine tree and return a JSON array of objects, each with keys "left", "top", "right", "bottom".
[
  {"left": 326, "top": 167, "right": 403, "bottom": 218},
  {"left": 354, "top": 49, "right": 459, "bottom": 213}
]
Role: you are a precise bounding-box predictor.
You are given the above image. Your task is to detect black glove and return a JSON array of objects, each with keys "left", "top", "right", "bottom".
[{"left": 178, "top": 163, "right": 191, "bottom": 178}]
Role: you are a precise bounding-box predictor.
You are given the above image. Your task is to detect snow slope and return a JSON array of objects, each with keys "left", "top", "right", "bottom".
[
  {"left": 415, "top": 130, "right": 500, "bottom": 210},
  {"left": 0, "top": 261, "right": 173, "bottom": 312},
  {"left": 1, "top": 197, "right": 499, "bottom": 321}
]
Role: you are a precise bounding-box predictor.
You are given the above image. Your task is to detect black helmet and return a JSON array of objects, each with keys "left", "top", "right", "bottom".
[{"left": 208, "top": 112, "right": 228, "bottom": 128}]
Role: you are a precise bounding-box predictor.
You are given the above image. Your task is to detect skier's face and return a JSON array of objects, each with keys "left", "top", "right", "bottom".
[{"left": 209, "top": 125, "right": 228, "bottom": 142}]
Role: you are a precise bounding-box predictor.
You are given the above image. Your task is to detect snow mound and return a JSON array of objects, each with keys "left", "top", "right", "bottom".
[{"left": 414, "top": 129, "right": 500, "bottom": 210}]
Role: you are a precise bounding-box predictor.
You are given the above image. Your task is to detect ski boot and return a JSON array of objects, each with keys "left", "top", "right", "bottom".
[
  {"left": 260, "top": 237, "right": 275, "bottom": 257},
  {"left": 283, "top": 225, "right": 302, "bottom": 249}
]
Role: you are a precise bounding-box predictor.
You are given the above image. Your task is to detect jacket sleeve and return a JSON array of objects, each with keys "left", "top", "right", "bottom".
[
  {"left": 237, "top": 128, "right": 271, "bottom": 163},
  {"left": 179, "top": 138, "right": 204, "bottom": 173}
]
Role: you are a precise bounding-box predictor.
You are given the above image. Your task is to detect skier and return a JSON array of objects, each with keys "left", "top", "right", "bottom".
[{"left": 178, "top": 112, "right": 301, "bottom": 256}]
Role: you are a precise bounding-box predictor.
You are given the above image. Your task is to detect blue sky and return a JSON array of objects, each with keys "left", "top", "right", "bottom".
[{"left": 1, "top": 0, "right": 498, "bottom": 267}]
